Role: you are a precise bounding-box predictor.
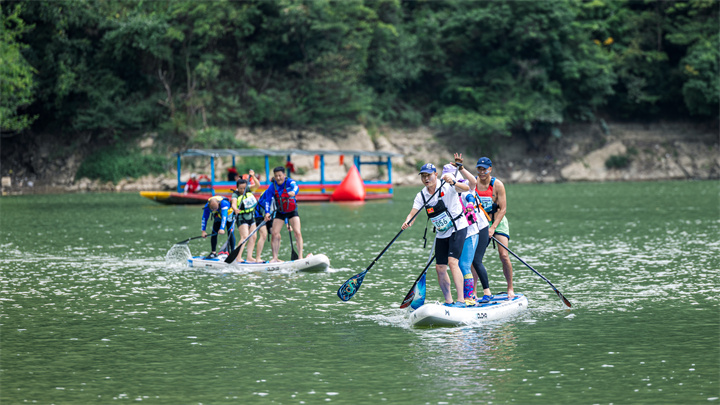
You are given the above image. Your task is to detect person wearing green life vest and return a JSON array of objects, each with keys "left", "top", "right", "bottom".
[{"left": 231, "top": 178, "right": 259, "bottom": 263}]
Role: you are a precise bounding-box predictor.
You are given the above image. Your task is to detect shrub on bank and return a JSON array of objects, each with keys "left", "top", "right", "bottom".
[{"left": 76, "top": 147, "right": 167, "bottom": 184}]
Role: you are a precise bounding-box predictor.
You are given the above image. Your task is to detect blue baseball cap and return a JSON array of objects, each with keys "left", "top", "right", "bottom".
[
  {"left": 476, "top": 157, "right": 492, "bottom": 169},
  {"left": 419, "top": 163, "right": 436, "bottom": 174}
]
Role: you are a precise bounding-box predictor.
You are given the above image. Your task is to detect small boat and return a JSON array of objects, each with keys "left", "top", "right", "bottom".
[
  {"left": 407, "top": 294, "right": 528, "bottom": 327},
  {"left": 187, "top": 253, "right": 330, "bottom": 273},
  {"left": 141, "top": 148, "right": 401, "bottom": 205}
]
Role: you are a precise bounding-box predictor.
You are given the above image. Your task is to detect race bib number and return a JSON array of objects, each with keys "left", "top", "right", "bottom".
[
  {"left": 479, "top": 196, "right": 494, "bottom": 213},
  {"left": 430, "top": 211, "right": 453, "bottom": 232},
  {"left": 243, "top": 194, "right": 257, "bottom": 209}
]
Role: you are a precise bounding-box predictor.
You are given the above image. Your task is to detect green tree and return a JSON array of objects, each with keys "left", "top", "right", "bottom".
[{"left": 0, "top": 3, "right": 36, "bottom": 133}]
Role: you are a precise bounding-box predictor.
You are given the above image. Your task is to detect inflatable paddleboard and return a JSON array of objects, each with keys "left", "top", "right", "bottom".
[
  {"left": 407, "top": 293, "right": 528, "bottom": 327},
  {"left": 188, "top": 253, "right": 330, "bottom": 273}
]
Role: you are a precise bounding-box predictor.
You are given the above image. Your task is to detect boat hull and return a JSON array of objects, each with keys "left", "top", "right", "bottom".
[
  {"left": 407, "top": 294, "right": 528, "bottom": 327},
  {"left": 187, "top": 253, "right": 330, "bottom": 272},
  {"left": 141, "top": 191, "right": 393, "bottom": 205}
]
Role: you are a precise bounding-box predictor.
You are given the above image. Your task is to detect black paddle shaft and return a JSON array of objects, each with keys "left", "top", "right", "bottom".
[
  {"left": 288, "top": 226, "right": 299, "bottom": 261},
  {"left": 337, "top": 181, "right": 446, "bottom": 302},
  {"left": 225, "top": 220, "right": 267, "bottom": 263},
  {"left": 175, "top": 233, "right": 217, "bottom": 245},
  {"left": 491, "top": 236, "right": 572, "bottom": 308},
  {"left": 366, "top": 180, "right": 445, "bottom": 272}
]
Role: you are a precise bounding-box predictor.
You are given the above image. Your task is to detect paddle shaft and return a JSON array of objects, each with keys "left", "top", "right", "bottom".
[
  {"left": 225, "top": 219, "right": 268, "bottom": 263},
  {"left": 491, "top": 236, "right": 572, "bottom": 308},
  {"left": 365, "top": 180, "right": 445, "bottom": 273},
  {"left": 337, "top": 180, "right": 446, "bottom": 301},
  {"left": 288, "top": 223, "right": 299, "bottom": 261},
  {"left": 175, "top": 233, "right": 216, "bottom": 245}
]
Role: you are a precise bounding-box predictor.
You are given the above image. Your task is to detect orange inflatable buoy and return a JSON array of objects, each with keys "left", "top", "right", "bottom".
[{"left": 330, "top": 165, "right": 365, "bottom": 202}]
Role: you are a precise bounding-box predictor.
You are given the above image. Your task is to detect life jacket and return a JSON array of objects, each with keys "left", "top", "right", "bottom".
[
  {"left": 421, "top": 185, "right": 462, "bottom": 233},
  {"left": 274, "top": 180, "right": 297, "bottom": 213},
  {"left": 475, "top": 177, "right": 500, "bottom": 221},
  {"left": 235, "top": 191, "right": 257, "bottom": 220},
  {"left": 207, "top": 196, "right": 229, "bottom": 219}
]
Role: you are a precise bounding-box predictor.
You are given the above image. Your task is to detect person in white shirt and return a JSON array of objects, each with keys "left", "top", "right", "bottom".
[{"left": 401, "top": 157, "right": 473, "bottom": 307}]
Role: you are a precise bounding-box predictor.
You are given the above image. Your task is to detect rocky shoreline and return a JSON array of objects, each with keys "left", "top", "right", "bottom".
[{"left": 2, "top": 121, "right": 718, "bottom": 196}]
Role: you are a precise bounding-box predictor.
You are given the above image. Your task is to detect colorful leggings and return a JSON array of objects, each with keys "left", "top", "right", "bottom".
[{"left": 459, "top": 233, "right": 478, "bottom": 299}]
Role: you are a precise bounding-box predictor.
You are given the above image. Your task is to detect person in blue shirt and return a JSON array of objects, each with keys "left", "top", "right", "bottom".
[
  {"left": 263, "top": 166, "right": 303, "bottom": 262},
  {"left": 201, "top": 196, "right": 236, "bottom": 259}
]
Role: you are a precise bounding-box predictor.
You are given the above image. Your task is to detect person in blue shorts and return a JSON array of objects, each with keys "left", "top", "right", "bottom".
[{"left": 201, "top": 196, "right": 235, "bottom": 259}]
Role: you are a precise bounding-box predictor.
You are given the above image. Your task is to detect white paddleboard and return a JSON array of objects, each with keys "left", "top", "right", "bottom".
[
  {"left": 187, "top": 253, "right": 330, "bottom": 273},
  {"left": 407, "top": 294, "right": 528, "bottom": 327}
]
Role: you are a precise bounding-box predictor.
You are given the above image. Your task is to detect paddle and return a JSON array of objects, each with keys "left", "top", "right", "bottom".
[
  {"left": 337, "top": 180, "right": 446, "bottom": 302},
  {"left": 288, "top": 223, "right": 299, "bottom": 261},
  {"left": 174, "top": 233, "right": 216, "bottom": 245},
  {"left": 399, "top": 253, "right": 436, "bottom": 309},
  {"left": 491, "top": 236, "right": 572, "bottom": 308},
  {"left": 225, "top": 219, "right": 268, "bottom": 263},
  {"left": 399, "top": 238, "right": 436, "bottom": 309}
]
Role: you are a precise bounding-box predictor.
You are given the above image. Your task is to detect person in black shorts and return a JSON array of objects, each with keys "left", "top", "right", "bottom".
[
  {"left": 262, "top": 167, "right": 303, "bottom": 262},
  {"left": 401, "top": 160, "right": 471, "bottom": 307}
]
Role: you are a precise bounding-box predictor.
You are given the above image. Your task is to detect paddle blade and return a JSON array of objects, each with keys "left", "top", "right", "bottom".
[
  {"left": 337, "top": 271, "right": 367, "bottom": 301},
  {"left": 399, "top": 291, "right": 414, "bottom": 309},
  {"left": 400, "top": 272, "right": 427, "bottom": 309},
  {"left": 556, "top": 290, "right": 572, "bottom": 308},
  {"left": 224, "top": 249, "right": 239, "bottom": 263},
  {"left": 288, "top": 230, "right": 299, "bottom": 261}
]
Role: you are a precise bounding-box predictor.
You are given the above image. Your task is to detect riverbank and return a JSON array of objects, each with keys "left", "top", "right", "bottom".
[{"left": 1, "top": 120, "right": 718, "bottom": 196}]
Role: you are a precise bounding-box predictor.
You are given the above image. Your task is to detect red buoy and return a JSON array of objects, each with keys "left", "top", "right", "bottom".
[{"left": 330, "top": 165, "right": 366, "bottom": 202}]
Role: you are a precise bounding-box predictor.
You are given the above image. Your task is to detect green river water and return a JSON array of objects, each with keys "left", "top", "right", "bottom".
[{"left": 1, "top": 181, "right": 718, "bottom": 404}]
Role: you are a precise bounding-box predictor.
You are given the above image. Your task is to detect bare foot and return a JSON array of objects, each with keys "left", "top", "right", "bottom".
[
  {"left": 269, "top": 259, "right": 284, "bottom": 263},
  {"left": 507, "top": 289, "right": 515, "bottom": 298}
]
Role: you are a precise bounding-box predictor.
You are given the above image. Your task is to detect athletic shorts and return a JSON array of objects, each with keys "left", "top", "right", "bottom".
[
  {"left": 435, "top": 227, "right": 467, "bottom": 266},
  {"left": 275, "top": 210, "right": 299, "bottom": 221},
  {"left": 255, "top": 217, "right": 272, "bottom": 232},
  {"left": 491, "top": 216, "right": 510, "bottom": 240},
  {"left": 236, "top": 216, "right": 254, "bottom": 226}
]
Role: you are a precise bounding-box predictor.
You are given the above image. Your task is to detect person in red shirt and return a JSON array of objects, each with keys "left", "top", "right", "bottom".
[
  {"left": 285, "top": 160, "right": 296, "bottom": 174},
  {"left": 227, "top": 166, "right": 239, "bottom": 182},
  {"left": 184, "top": 173, "right": 200, "bottom": 194}
]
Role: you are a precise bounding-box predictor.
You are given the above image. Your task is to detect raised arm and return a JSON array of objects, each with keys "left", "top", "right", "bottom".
[{"left": 248, "top": 170, "right": 259, "bottom": 192}]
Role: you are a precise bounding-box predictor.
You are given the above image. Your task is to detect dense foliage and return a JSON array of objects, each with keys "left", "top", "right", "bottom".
[{"left": 3, "top": 0, "right": 718, "bottom": 147}]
